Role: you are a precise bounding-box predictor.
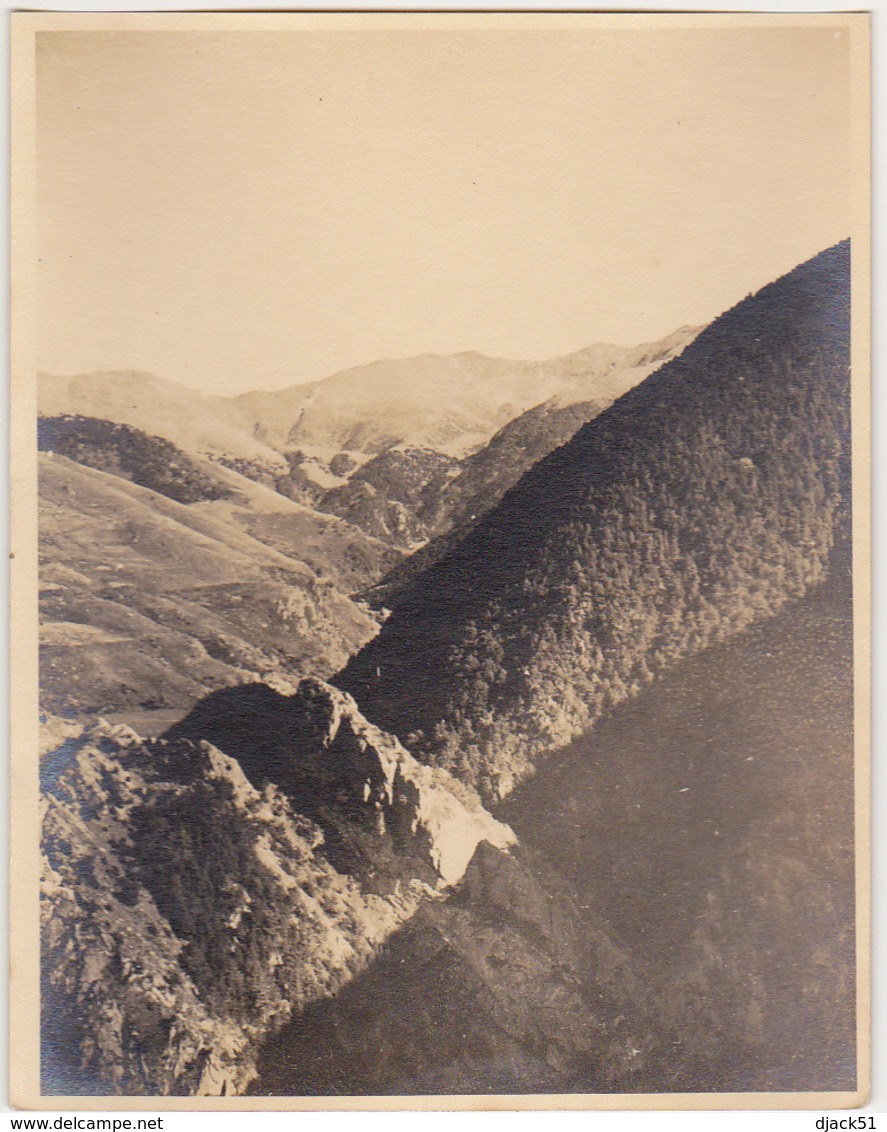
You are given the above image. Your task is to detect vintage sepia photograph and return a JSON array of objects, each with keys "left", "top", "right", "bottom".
[{"left": 10, "top": 12, "right": 871, "bottom": 1109}]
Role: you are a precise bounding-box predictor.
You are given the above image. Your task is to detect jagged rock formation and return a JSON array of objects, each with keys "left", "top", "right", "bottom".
[
  {"left": 338, "top": 242, "right": 852, "bottom": 800},
  {"left": 40, "top": 681, "right": 513, "bottom": 1096},
  {"left": 165, "top": 678, "right": 514, "bottom": 888}
]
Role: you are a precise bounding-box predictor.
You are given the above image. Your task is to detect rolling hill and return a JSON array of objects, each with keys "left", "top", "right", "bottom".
[
  {"left": 39, "top": 370, "right": 288, "bottom": 482},
  {"left": 38, "top": 436, "right": 396, "bottom": 731}
]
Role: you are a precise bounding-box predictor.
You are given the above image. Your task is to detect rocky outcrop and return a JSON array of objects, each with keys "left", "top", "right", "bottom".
[
  {"left": 40, "top": 684, "right": 514, "bottom": 1096},
  {"left": 165, "top": 677, "right": 515, "bottom": 888}
]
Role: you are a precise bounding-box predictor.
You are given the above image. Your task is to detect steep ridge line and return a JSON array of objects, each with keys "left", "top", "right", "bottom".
[{"left": 337, "top": 241, "right": 851, "bottom": 801}]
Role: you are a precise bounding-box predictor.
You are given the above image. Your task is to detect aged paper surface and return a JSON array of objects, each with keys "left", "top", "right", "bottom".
[{"left": 10, "top": 11, "right": 871, "bottom": 1110}]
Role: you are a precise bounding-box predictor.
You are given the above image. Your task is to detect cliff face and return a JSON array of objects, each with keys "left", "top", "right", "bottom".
[
  {"left": 40, "top": 681, "right": 513, "bottom": 1096},
  {"left": 337, "top": 242, "right": 852, "bottom": 800}
]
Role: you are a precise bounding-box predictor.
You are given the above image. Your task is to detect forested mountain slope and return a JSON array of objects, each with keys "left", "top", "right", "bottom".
[
  {"left": 366, "top": 398, "right": 613, "bottom": 605},
  {"left": 256, "top": 574, "right": 854, "bottom": 1095},
  {"left": 338, "top": 242, "right": 851, "bottom": 799}
]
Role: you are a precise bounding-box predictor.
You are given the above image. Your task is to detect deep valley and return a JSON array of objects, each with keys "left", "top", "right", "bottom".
[{"left": 37, "top": 242, "right": 859, "bottom": 1099}]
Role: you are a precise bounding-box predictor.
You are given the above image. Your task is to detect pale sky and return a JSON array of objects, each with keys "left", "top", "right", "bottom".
[{"left": 36, "top": 24, "right": 851, "bottom": 396}]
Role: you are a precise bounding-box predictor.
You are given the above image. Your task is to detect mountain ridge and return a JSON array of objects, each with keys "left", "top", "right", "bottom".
[
  {"left": 337, "top": 241, "right": 852, "bottom": 799},
  {"left": 41, "top": 326, "right": 701, "bottom": 552}
]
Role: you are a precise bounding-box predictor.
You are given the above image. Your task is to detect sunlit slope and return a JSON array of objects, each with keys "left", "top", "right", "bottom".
[
  {"left": 39, "top": 452, "right": 382, "bottom": 724},
  {"left": 39, "top": 370, "right": 287, "bottom": 476}
]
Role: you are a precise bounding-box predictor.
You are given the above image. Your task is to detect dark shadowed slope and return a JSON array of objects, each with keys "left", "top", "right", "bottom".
[
  {"left": 337, "top": 242, "right": 851, "bottom": 800},
  {"left": 504, "top": 571, "right": 856, "bottom": 1093},
  {"left": 252, "top": 571, "right": 855, "bottom": 1095}
]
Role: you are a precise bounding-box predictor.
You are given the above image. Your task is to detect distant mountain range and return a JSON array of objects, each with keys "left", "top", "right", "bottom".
[
  {"left": 40, "top": 325, "right": 700, "bottom": 552},
  {"left": 234, "top": 328, "right": 701, "bottom": 461}
]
